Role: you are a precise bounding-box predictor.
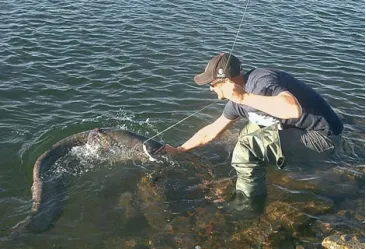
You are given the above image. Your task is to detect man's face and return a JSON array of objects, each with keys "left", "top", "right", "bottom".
[{"left": 209, "top": 79, "right": 226, "bottom": 100}]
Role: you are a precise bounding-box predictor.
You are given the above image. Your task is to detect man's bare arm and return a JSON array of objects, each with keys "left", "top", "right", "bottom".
[
  {"left": 221, "top": 81, "right": 302, "bottom": 119},
  {"left": 176, "top": 114, "right": 237, "bottom": 152},
  {"left": 241, "top": 91, "right": 302, "bottom": 119}
]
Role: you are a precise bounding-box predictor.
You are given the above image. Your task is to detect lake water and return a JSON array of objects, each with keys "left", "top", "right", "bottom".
[{"left": 0, "top": 0, "right": 364, "bottom": 248}]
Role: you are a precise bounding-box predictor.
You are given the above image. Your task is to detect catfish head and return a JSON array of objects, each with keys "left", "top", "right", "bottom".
[{"left": 86, "top": 128, "right": 118, "bottom": 152}]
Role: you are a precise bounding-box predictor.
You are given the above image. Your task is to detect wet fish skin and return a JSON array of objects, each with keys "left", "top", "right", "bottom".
[{"left": 10, "top": 128, "right": 164, "bottom": 238}]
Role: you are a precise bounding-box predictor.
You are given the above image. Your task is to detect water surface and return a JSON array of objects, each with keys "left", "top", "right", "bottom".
[{"left": 0, "top": 0, "right": 364, "bottom": 248}]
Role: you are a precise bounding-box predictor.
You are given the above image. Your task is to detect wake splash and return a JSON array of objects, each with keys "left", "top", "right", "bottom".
[{"left": 46, "top": 143, "right": 146, "bottom": 177}]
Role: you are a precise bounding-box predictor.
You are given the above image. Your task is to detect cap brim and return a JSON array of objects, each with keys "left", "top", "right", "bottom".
[{"left": 194, "top": 72, "right": 214, "bottom": 86}]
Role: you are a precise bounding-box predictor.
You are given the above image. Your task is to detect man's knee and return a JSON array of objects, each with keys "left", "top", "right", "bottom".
[{"left": 232, "top": 139, "right": 259, "bottom": 166}]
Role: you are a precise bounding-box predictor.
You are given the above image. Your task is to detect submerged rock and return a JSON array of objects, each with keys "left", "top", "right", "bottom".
[
  {"left": 322, "top": 232, "right": 365, "bottom": 249},
  {"left": 118, "top": 192, "right": 138, "bottom": 219}
]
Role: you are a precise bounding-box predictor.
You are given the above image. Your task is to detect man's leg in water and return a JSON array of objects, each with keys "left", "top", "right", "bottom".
[
  {"left": 228, "top": 122, "right": 283, "bottom": 216},
  {"left": 228, "top": 122, "right": 339, "bottom": 217}
]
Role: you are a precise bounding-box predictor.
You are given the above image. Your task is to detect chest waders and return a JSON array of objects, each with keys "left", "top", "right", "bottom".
[{"left": 231, "top": 121, "right": 285, "bottom": 198}]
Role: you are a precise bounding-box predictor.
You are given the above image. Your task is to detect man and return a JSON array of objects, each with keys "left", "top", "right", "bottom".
[{"left": 164, "top": 52, "right": 343, "bottom": 215}]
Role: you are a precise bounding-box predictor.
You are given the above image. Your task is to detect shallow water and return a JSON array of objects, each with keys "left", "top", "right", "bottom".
[{"left": 0, "top": 0, "right": 364, "bottom": 248}]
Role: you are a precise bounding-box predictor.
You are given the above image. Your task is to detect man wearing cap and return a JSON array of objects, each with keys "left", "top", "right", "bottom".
[{"left": 164, "top": 52, "right": 343, "bottom": 215}]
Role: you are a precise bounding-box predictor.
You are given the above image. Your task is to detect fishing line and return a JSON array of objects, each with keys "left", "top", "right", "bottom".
[
  {"left": 224, "top": 0, "right": 251, "bottom": 71},
  {"left": 142, "top": 99, "right": 220, "bottom": 161},
  {"left": 143, "top": 0, "right": 251, "bottom": 161}
]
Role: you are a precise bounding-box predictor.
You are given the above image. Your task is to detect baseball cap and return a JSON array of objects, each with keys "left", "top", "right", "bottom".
[{"left": 194, "top": 52, "right": 241, "bottom": 85}]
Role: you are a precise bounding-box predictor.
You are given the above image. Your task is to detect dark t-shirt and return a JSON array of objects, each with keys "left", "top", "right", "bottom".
[{"left": 223, "top": 68, "right": 343, "bottom": 135}]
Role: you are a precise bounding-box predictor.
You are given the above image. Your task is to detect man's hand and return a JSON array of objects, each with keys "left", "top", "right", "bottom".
[{"left": 162, "top": 144, "right": 185, "bottom": 154}]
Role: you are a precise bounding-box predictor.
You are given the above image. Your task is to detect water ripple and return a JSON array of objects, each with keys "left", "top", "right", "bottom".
[{"left": 0, "top": 0, "right": 364, "bottom": 245}]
